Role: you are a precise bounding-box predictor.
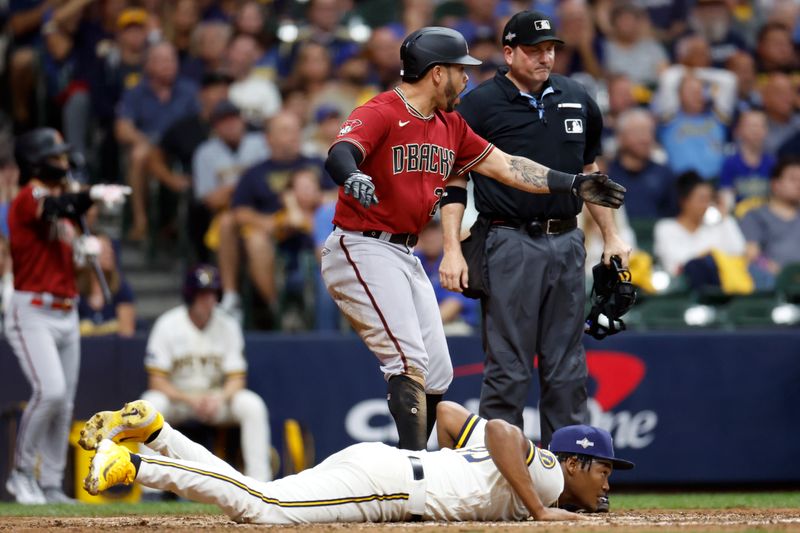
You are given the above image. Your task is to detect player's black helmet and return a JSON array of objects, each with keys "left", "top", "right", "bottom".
[
  {"left": 14, "top": 128, "right": 71, "bottom": 184},
  {"left": 400, "top": 27, "right": 482, "bottom": 80},
  {"left": 183, "top": 264, "right": 223, "bottom": 305}
]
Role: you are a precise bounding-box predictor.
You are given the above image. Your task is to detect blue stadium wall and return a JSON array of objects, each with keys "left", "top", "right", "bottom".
[{"left": 1, "top": 331, "right": 799, "bottom": 486}]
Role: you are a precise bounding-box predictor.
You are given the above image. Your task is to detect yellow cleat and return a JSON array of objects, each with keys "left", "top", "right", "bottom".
[
  {"left": 84, "top": 439, "right": 137, "bottom": 495},
  {"left": 79, "top": 400, "right": 163, "bottom": 451}
]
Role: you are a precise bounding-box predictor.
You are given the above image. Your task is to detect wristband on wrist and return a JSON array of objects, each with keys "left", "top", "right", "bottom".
[
  {"left": 440, "top": 185, "right": 467, "bottom": 207},
  {"left": 545, "top": 169, "right": 577, "bottom": 194}
]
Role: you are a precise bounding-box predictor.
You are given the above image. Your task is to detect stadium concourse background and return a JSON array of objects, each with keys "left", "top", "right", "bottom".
[{"left": 1, "top": 330, "right": 799, "bottom": 495}]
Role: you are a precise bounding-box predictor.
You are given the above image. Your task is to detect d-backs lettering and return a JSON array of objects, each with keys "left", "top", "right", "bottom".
[{"left": 392, "top": 143, "right": 455, "bottom": 177}]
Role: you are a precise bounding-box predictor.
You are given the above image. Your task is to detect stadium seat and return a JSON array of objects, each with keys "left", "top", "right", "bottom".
[
  {"left": 776, "top": 263, "right": 800, "bottom": 303},
  {"left": 629, "top": 218, "right": 658, "bottom": 256},
  {"left": 724, "top": 294, "right": 778, "bottom": 328},
  {"left": 631, "top": 296, "right": 702, "bottom": 330}
]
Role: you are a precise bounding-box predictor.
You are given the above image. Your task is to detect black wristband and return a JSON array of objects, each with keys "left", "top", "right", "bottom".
[
  {"left": 546, "top": 169, "right": 577, "bottom": 194},
  {"left": 440, "top": 185, "right": 467, "bottom": 207}
]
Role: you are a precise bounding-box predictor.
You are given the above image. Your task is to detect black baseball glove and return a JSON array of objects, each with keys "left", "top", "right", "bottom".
[
  {"left": 585, "top": 256, "right": 637, "bottom": 340},
  {"left": 343, "top": 171, "right": 379, "bottom": 208},
  {"left": 572, "top": 172, "right": 626, "bottom": 209}
]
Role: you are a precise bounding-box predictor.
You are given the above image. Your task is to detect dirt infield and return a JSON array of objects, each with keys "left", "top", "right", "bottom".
[{"left": 3, "top": 510, "right": 800, "bottom": 532}]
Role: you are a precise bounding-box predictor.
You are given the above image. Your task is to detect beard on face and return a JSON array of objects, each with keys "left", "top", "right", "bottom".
[{"left": 444, "top": 72, "right": 459, "bottom": 112}]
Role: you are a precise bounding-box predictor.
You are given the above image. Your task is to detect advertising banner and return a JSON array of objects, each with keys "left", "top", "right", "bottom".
[{"left": 1, "top": 331, "right": 798, "bottom": 485}]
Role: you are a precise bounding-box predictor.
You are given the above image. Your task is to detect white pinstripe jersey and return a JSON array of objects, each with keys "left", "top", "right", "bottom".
[{"left": 420, "top": 414, "right": 563, "bottom": 520}]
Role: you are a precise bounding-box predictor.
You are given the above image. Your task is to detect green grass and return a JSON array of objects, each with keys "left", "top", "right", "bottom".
[
  {"left": 0, "top": 492, "right": 797, "bottom": 517},
  {"left": 0, "top": 501, "right": 221, "bottom": 517},
  {"left": 613, "top": 491, "right": 800, "bottom": 510}
]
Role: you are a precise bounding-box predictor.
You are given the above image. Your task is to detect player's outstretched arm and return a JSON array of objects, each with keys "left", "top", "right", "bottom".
[
  {"left": 485, "top": 420, "right": 584, "bottom": 522},
  {"left": 471, "top": 148, "right": 626, "bottom": 209}
]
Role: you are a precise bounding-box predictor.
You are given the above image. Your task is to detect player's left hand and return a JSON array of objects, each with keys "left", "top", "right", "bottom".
[
  {"left": 572, "top": 173, "right": 625, "bottom": 209},
  {"left": 196, "top": 394, "right": 223, "bottom": 422},
  {"left": 601, "top": 233, "right": 632, "bottom": 268},
  {"left": 439, "top": 249, "right": 469, "bottom": 293},
  {"left": 343, "top": 172, "right": 379, "bottom": 208},
  {"left": 73, "top": 235, "right": 101, "bottom": 267}
]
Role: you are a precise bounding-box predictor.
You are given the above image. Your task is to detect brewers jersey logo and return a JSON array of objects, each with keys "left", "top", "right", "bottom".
[{"left": 538, "top": 448, "right": 557, "bottom": 469}]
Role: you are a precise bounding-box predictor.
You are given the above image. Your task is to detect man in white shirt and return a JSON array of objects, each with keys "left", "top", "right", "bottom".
[
  {"left": 139, "top": 264, "right": 271, "bottom": 481},
  {"left": 654, "top": 171, "right": 745, "bottom": 276}
]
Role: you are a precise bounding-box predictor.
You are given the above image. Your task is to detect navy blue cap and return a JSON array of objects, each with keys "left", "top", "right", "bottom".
[
  {"left": 210, "top": 100, "right": 240, "bottom": 124},
  {"left": 549, "top": 425, "right": 635, "bottom": 470}
]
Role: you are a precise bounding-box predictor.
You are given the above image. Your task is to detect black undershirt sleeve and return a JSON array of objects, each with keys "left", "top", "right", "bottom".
[{"left": 325, "top": 142, "right": 364, "bottom": 186}]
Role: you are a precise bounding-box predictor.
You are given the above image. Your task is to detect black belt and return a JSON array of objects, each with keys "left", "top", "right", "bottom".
[
  {"left": 408, "top": 456, "right": 424, "bottom": 521},
  {"left": 490, "top": 216, "right": 577, "bottom": 237},
  {"left": 362, "top": 229, "right": 419, "bottom": 247}
]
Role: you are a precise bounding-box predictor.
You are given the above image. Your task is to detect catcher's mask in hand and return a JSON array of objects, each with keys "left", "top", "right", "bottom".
[{"left": 585, "top": 256, "right": 637, "bottom": 340}]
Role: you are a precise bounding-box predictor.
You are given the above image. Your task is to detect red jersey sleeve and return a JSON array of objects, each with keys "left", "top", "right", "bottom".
[
  {"left": 452, "top": 114, "right": 494, "bottom": 178},
  {"left": 330, "top": 105, "right": 390, "bottom": 160}
]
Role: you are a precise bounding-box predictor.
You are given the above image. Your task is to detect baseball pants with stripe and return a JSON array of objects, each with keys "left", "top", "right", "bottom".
[
  {"left": 320, "top": 228, "right": 453, "bottom": 393},
  {"left": 138, "top": 422, "right": 424, "bottom": 523},
  {"left": 4, "top": 291, "right": 80, "bottom": 488}
]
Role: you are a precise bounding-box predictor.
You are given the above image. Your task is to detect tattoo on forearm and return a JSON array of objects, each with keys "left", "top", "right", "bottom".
[{"left": 508, "top": 157, "right": 548, "bottom": 191}]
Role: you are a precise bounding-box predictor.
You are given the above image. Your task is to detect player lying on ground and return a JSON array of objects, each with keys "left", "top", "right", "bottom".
[{"left": 79, "top": 400, "right": 633, "bottom": 523}]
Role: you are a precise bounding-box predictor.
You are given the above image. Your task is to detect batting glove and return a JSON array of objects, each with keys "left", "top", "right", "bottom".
[
  {"left": 572, "top": 172, "right": 626, "bottom": 209},
  {"left": 90, "top": 184, "right": 132, "bottom": 209},
  {"left": 73, "top": 235, "right": 101, "bottom": 267},
  {"left": 343, "top": 172, "right": 379, "bottom": 209}
]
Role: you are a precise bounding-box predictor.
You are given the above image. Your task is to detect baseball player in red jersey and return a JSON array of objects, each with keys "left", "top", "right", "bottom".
[
  {"left": 321, "top": 27, "right": 625, "bottom": 451},
  {"left": 4, "top": 128, "right": 129, "bottom": 504}
]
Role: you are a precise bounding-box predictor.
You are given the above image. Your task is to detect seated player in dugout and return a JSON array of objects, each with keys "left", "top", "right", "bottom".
[{"left": 78, "top": 399, "right": 633, "bottom": 524}]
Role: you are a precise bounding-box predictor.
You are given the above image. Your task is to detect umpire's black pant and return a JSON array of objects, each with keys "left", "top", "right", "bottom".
[{"left": 478, "top": 224, "right": 589, "bottom": 446}]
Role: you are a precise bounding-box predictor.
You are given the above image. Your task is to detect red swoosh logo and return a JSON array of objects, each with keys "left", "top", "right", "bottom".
[{"left": 586, "top": 351, "right": 645, "bottom": 410}]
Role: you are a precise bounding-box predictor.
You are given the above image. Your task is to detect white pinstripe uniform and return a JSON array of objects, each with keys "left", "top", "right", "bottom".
[
  {"left": 142, "top": 305, "right": 271, "bottom": 481},
  {"left": 132, "top": 416, "right": 563, "bottom": 524}
]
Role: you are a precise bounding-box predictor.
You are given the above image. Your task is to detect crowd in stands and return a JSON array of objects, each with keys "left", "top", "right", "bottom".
[{"left": 0, "top": 0, "right": 798, "bottom": 333}]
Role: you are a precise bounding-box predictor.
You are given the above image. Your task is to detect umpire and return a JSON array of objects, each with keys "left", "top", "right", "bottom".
[{"left": 445, "top": 11, "right": 631, "bottom": 445}]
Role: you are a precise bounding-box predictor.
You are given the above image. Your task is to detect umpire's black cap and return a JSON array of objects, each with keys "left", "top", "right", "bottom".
[
  {"left": 400, "top": 27, "right": 482, "bottom": 80},
  {"left": 502, "top": 11, "right": 564, "bottom": 48}
]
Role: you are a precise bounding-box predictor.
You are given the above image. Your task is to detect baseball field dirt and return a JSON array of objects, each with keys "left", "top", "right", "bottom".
[{"left": 2, "top": 509, "right": 800, "bottom": 532}]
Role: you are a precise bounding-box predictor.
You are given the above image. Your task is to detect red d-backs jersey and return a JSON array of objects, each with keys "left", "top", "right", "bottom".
[
  {"left": 331, "top": 88, "right": 494, "bottom": 235},
  {"left": 8, "top": 185, "right": 77, "bottom": 298}
]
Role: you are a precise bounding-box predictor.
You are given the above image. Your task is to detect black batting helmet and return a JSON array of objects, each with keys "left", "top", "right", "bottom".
[
  {"left": 400, "top": 27, "right": 482, "bottom": 80},
  {"left": 14, "top": 128, "right": 71, "bottom": 184},
  {"left": 183, "top": 264, "right": 223, "bottom": 305}
]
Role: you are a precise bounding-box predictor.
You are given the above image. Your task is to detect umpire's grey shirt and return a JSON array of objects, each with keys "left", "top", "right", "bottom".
[{"left": 457, "top": 68, "right": 603, "bottom": 219}]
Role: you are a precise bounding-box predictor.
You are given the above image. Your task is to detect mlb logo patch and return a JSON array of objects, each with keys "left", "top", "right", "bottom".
[
  {"left": 564, "top": 119, "right": 583, "bottom": 134},
  {"left": 534, "top": 20, "right": 551, "bottom": 30}
]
